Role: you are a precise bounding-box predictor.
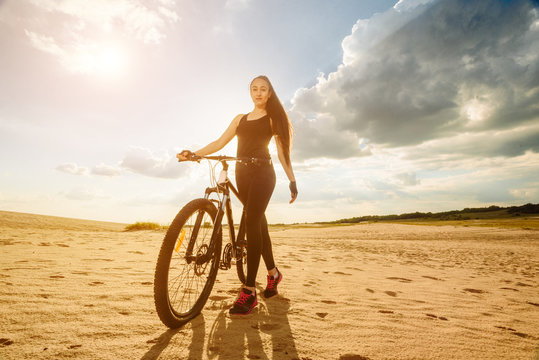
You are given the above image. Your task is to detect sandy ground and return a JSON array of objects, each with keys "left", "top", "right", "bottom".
[{"left": 0, "top": 210, "right": 538, "bottom": 360}]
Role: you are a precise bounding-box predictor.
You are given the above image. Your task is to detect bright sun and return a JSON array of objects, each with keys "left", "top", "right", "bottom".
[
  {"left": 97, "top": 47, "right": 126, "bottom": 76},
  {"left": 74, "top": 44, "right": 128, "bottom": 77}
]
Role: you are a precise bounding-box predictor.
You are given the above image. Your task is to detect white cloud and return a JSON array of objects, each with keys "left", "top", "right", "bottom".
[
  {"left": 27, "top": 0, "right": 179, "bottom": 44},
  {"left": 120, "top": 146, "right": 185, "bottom": 179},
  {"left": 63, "top": 186, "right": 107, "bottom": 201},
  {"left": 510, "top": 187, "right": 538, "bottom": 200},
  {"left": 91, "top": 164, "right": 122, "bottom": 177},
  {"left": 17, "top": 0, "right": 179, "bottom": 74},
  {"left": 56, "top": 163, "right": 89, "bottom": 176},
  {"left": 395, "top": 172, "right": 420, "bottom": 186},
  {"left": 393, "top": 0, "right": 433, "bottom": 12}
]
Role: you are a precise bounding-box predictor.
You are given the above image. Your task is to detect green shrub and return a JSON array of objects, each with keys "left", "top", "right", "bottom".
[{"left": 124, "top": 222, "right": 163, "bottom": 231}]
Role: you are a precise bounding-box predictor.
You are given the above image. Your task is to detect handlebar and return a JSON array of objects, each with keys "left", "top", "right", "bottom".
[{"left": 178, "top": 153, "right": 271, "bottom": 165}]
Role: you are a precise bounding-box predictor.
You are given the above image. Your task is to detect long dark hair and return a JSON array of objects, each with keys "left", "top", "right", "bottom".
[{"left": 251, "top": 75, "right": 293, "bottom": 165}]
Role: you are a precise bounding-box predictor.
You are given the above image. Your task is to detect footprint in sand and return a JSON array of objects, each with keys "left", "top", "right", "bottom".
[
  {"left": 209, "top": 295, "right": 228, "bottom": 301},
  {"left": 426, "top": 314, "right": 448, "bottom": 321},
  {"left": 339, "top": 354, "right": 372, "bottom": 360},
  {"left": 527, "top": 301, "right": 539, "bottom": 307},
  {"left": 334, "top": 271, "right": 352, "bottom": 276},
  {"left": 0, "top": 338, "right": 14, "bottom": 347},
  {"left": 316, "top": 312, "right": 328, "bottom": 318},
  {"left": 83, "top": 258, "right": 114, "bottom": 262},
  {"left": 500, "top": 287, "right": 519, "bottom": 292},
  {"left": 366, "top": 288, "right": 374, "bottom": 293},
  {"left": 118, "top": 311, "right": 130, "bottom": 316},
  {"left": 387, "top": 277, "right": 412, "bottom": 283},
  {"left": 140, "top": 282, "right": 152, "bottom": 285},
  {"left": 463, "top": 288, "right": 485, "bottom": 294},
  {"left": 384, "top": 291, "right": 397, "bottom": 297},
  {"left": 321, "top": 300, "right": 336, "bottom": 304},
  {"left": 71, "top": 271, "right": 89, "bottom": 276},
  {"left": 422, "top": 275, "right": 443, "bottom": 281},
  {"left": 68, "top": 344, "right": 82, "bottom": 349},
  {"left": 50, "top": 275, "right": 65, "bottom": 279},
  {"left": 89, "top": 281, "right": 104, "bottom": 286},
  {"left": 128, "top": 251, "right": 144, "bottom": 255},
  {"left": 495, "top": 326, "right": 536, "bottom": 340},
  {"left": 378, "top": 310, "right": 394, "bottom": 314}
]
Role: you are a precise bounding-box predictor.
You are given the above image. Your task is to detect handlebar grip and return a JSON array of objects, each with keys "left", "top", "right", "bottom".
[{"left": 177, "top": 153, "right": 202, "bottom": 162}]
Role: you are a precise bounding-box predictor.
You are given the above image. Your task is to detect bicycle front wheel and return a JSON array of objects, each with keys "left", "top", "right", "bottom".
[{"left": 154, "top": 198, "right": 222, "bottom": 328}]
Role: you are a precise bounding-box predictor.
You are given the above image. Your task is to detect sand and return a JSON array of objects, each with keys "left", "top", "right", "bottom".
[{"left": 0, "top": 210, "right": 538, "bottom": 360}]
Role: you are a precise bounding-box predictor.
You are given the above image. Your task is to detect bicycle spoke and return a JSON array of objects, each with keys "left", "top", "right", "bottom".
[
  {"left": 167, "top": 210, "right": 217, "bottom": 315},
  {"left": 154, "top": 197, "right": 221, "bottom": 327}
]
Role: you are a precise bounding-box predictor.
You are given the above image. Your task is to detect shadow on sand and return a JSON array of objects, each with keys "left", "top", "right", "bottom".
[
  {"left": 141, "top": 315, "right": 206, "bottom": 360},
  {"left": 207, "top": 288, "right": 299, "bottom": 359},
  {"left": 142, "top": 289, "right": 299, "bottom": 359}
]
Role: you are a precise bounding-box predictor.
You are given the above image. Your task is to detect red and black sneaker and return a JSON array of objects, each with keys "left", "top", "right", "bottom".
[
  {"left": 229, "top": 288, "right": 257, "bottom": 315},
  {"left": 263, "top": 268, "right": 282, "bottom": 298}
]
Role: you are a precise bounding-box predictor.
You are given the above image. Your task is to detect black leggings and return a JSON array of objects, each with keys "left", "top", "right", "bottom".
[{"left": 236, "top": 163, "right": 276, "bottom": 287}]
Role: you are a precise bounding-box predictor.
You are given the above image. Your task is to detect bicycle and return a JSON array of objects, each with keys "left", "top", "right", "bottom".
[{"left": 153, "top": 154, "right": 268, "bottom": 328}]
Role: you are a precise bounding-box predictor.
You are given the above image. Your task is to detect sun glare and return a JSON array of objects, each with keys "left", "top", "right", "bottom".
[
  {"left": 97, "top": 47, "right": 126, "bottom": 76},
  {"left": 71, "top": 44, "right": 128, "bottom": 77},
  {"left": 463, "top": 98, "right": 491, "bottom": 126}
]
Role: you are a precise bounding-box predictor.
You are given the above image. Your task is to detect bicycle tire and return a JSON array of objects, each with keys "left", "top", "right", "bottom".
[
  {"left": 154, "top": 198, "right": 222, "bottom": 328},
  {"left": 236, "top": 244, "right": 247, "bottom": 284}
]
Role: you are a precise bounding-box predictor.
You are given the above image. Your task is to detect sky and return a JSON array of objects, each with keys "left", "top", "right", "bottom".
[{"left": 1, "top": 0, "right": 538, "bottom": 224}]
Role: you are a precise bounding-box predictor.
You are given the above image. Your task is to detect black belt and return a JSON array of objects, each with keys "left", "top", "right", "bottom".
[{"left": 237, "top": 157, "right": 272, "bottom": 166}]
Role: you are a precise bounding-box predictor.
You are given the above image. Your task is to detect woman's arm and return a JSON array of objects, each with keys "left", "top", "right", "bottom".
[
  {"left": 275, "top": 135, "right": 297, "bottom": 204},
  {"left": 177, "top": 114, "right": 243, "bottom": 160}
]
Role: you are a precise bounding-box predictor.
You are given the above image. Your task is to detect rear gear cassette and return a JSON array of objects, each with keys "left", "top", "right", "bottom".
[{"left": 220, "top": 243, "right": 233, "bottom": 270}]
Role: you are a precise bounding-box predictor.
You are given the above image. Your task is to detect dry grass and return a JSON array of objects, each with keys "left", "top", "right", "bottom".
[
  {"left": 384, "top": 216, "right": 539, "bottom": 230},
  {"left": 124, "top": 222, "right": 166, "bottom": 231}
]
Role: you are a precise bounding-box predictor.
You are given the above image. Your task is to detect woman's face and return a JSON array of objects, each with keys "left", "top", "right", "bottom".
[{"left": 250, "top": 78, "right": 271, "bottom": 108}]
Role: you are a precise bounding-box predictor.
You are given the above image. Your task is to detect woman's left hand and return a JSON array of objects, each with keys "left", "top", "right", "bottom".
[{"left": 289, "top": 181, "right": 298, "bottom": 204}]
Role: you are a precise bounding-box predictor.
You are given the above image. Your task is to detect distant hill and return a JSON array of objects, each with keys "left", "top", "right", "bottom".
[
  {"left": 320, "top": 203, "right": 539, "bottom": 224},
  {"left": 0, "top": 210, "right": 126, "bottom": 231}
]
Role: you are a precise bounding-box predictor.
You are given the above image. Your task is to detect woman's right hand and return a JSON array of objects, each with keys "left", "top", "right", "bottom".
[{"left": 177, "top": 150, "right": 195, "bottom": 161}]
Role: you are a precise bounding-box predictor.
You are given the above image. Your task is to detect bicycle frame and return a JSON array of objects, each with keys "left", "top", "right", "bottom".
[{"left": 186, "top": 158, "right": 246, "bottom": 267}]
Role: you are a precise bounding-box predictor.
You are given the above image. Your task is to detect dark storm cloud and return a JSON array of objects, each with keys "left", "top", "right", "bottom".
[{"left": 291, "top": 0, "right": 539, "bottom": 159}]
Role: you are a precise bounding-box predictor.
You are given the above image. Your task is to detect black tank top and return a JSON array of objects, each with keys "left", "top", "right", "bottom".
[{"left": 236, "top": 114, "right": 274, "bottom": 159}]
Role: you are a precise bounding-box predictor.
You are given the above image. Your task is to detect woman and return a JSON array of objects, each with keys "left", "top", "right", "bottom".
[{"left": 177, "top": 75, "right": 298, "bottom": 315}]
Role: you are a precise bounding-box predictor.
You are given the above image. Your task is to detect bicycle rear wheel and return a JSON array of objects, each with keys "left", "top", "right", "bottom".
[{"left": 154, "top": 198, "right": 222, "bottom": 328}]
